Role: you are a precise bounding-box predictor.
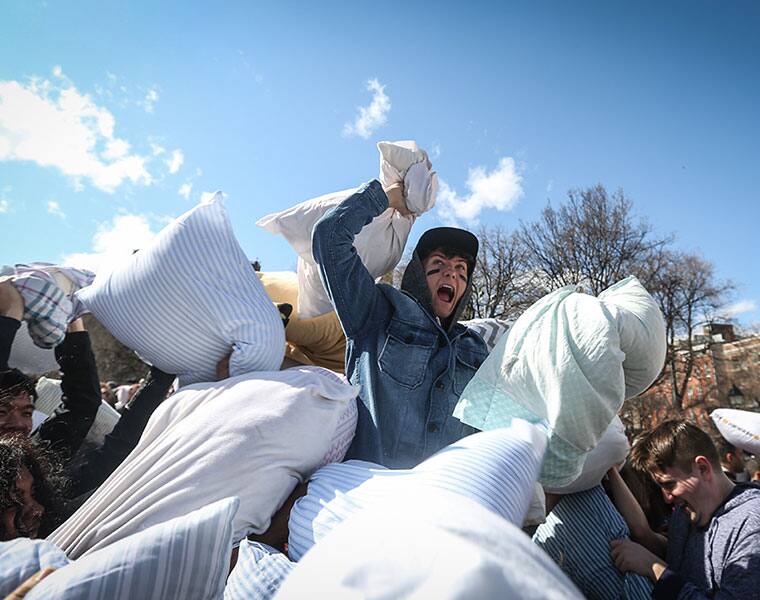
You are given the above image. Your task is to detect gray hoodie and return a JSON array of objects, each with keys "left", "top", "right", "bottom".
[{"left": 654, "top": 482, "right": 760, "bottom": 599}]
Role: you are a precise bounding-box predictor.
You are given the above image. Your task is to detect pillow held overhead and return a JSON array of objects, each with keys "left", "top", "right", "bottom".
[{"left": 76, "top": 193, "right": 285, "bottom": 385}]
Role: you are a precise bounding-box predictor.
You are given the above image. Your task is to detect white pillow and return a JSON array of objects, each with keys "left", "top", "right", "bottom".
[
  {"left": 34, "top": 377, "right": 120, "bottom": 447},
  {"left": 543, "top": 416, "right": 629, "bottom": 495},
  {"left": 76, "top": 193, "right": 285, "bottom": 385},
  {"left": 599, "top": 276, "right": 666, "bottom": 400},
  {"left": 711, "top": 408, "right": 760, "bottom": 455},
  {"left": 48, "top": 367, "right": 359, "bottom": 558},
  {"left": 278, "top": 490, "right": 583, "bottom": 599},
  {"left": 256, "top": 141, "right": 435, "bottom": 319},
  {"left": 8, "top": 322, "right": 60, "bottom": 374}
]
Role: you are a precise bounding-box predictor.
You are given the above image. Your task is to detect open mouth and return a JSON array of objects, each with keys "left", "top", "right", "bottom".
[{"left": 437, "top": 284, "right": 455, "bottom": 303}]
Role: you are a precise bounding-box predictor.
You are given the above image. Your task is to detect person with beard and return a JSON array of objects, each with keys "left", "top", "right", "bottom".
[
  {"left": 609, "top": 419, "right": 760, "bottom": 599},
  {"left": 312, "top": 176, "right": 487, "bottom": 469}
]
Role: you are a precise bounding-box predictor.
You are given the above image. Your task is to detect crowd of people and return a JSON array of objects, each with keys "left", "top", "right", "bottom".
[{"left": 2, "top": 151, "right": 760, "bottom": 599}]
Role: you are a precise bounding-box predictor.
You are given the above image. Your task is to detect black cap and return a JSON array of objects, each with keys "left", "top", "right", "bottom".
[{"left": 415, "top": 227, "right": 479, "bottom": 273}]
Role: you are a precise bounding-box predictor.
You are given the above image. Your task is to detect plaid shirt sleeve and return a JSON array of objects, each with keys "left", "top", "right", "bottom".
[{"left": 11, "top": 270, "right": 72, "bottom": 349}]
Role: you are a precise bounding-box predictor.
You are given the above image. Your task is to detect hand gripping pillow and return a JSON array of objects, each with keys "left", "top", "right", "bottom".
[
  {"left": 454, "top": 277, "right": 662, "bottom": 488},
  {"left": 256, "top": 141, "right": 435, "bottom": 318},
  {"left": 711, "top": 409, "right": 760, "bottom": 455},
  {"left": 76, "top": 193, "right": 285, "bottom": 385},
  {"left": 48, "top": 367, "right": 359, "bottom": 558},
  {"left": 543, "top": 416, "right": 630, "bottom": 495}
]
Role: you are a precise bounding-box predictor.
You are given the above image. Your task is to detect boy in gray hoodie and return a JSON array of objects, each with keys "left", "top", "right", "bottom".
[{"left": 609, "top": 419, "right": 760, "bottom": 599}]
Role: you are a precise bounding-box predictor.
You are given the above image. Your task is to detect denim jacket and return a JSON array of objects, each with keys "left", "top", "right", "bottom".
[{"left": 312, "top": 180, "right": 488, "bottom": 468}]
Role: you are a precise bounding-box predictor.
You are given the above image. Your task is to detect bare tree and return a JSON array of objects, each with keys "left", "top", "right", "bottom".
[
  {"left": 648, "top": 250, "right": 735, "bottom": 410},
  {"left": 468, "top": 225, "right": 541, "bottom": 320},
  {"left": 518, "top": 185, "right": 670, "bottom": 296}
]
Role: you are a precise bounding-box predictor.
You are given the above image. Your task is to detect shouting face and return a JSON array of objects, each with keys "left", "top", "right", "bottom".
[
  {"left": 422, "top": 250, "right": 469, "bottom": 320},
  {"left": 653, "top": 463, "right": 711, "bottom": 527}
]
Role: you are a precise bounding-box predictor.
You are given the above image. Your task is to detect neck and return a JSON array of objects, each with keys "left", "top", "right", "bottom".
[{"left": 708, "top": 473, "right": 737, "bottom": 518}]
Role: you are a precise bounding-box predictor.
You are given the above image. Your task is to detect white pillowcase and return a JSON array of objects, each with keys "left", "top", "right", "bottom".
[
  {"left": 256, "top": 141, "right": 435, "bottom": 319},
  {"left": 711, "top": 408, "right": 760, "bottom": 455},
  {"left": 49, "top": 367, "right": 359, "bottom": 558},
  {"left": 32, "top": 498, "right": 238, "bottom": 600},
  {"left": 8, "top": 321, "right": 60, "bottom": 374},
  {"left": 76, "top": 193, "right": 285, "bottom": 385}
]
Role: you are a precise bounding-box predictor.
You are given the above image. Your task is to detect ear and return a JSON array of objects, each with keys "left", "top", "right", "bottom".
[{"left": 694, "top": 455, "right": 714, "bottom": 480}]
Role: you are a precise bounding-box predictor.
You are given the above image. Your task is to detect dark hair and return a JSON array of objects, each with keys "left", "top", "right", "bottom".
[
  {"left": 0, "top": 369, "right": 38, "bottom": 406},
  {"left": 715, "top": 438, "right": 738, "bottom": 460},
  {"left": 0, "top": 435, "right": 67, "bottom": 540},
  {"left": 630, "top": 419, "right": 721, "bottom": 475}
]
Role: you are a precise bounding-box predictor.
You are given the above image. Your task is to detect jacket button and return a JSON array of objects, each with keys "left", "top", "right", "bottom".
[
  {"left": 404, "top": 335, "right": 413, "bottom": 344},
  {"left": 435, "top": 381, "right": 445, "bottom": 390},
  {"left": 427, "top": 423, "right": 439, "bottom": 433}
]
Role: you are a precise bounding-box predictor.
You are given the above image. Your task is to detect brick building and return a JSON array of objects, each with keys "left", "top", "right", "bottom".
[{"left": 620, "top": 325, "right": 760, "bottom": 439}]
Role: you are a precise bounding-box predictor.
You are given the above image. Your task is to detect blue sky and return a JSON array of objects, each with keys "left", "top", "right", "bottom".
[{"left": 1, "top": 1, "right": 758, "bottom": 326}]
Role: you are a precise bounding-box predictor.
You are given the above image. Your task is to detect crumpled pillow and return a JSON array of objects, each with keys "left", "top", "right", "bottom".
[
  {"left": 377, "top": 140, "right": 437, "bottom": 216},
  {"left": 256, "top": 141, "right": 436, "bottom": 318},
  {"left": 76, "top": 193, "right": 285, "bottom": 385},
  {"left": 454, "top": 276, "right": 664, "bottom": 488},
  {"left": 462, "top": 318, "right": 512, "bottom": 353},
  {"left": 543, "top": 416, "right": 629, "bottom": 495}
]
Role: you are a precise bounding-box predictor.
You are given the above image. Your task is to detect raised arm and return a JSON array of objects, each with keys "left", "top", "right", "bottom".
[
  {"left": 607, "top": 467, "right": 667, "bottom": 557},
  {"left": 312, "top": 180, "right": 409, "bottom": 339},
  {"left": 34, "top": 318, "right": 101, "bottom": 461}
]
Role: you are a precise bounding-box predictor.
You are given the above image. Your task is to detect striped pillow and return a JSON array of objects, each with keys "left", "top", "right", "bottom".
[
  {"left": 0, "top": 539, "right": 69, "bottom": 598},
  {"left": 532, "top": 486, "right": 653, "bottom": 600},
  {"left": 224, "top": 541, "right": 294, "bottom": 600},
  {"left": 76, "top": 193, "right": 285, "bottom": 385},
  {"left": 461, "top": 317, "right": 512, "bottom": 353},
  {"left": 288, "top": 420, "right": 548, "bottom": 561},
  {"left": 29, "top": 497, "right": 239, "bottom": 600}
]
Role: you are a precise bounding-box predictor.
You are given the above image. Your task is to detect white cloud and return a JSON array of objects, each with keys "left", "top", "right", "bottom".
[
  {"left": 141, "top": 88, "right": 159, "bottom": 113},
  {"left": 63, "top": 213, "right": 160, "bottom": 273},
  {"left": 342, "top": 78, "right": 391, "bottom": 139},
  {"left": 47, "top": 200, "right": 66, "bottom": 219},
  {"left": 436, "top": 157, "right": 523, "bottom": 225},
  {"left": 0, "top": 200, "right": 8, "bottom": 213},
  {"left": 166, "top": 149, "right": 184, "bottom": 174},
  {"left": 431, "top": 143, "right": 442, "bottom": 160},
  {"left": 722, "top": 299, "right": 758, "bottom": 318},
  {"left": 178, "top": 182, "right": 192, "bottom": 199},
  {"left": 0, "top": 75, "right": 152, "bottom": 193}
]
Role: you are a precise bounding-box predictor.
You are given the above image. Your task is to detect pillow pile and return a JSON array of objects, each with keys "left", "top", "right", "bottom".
[
  {"left": 49, "top": 367, "right": 359, "bottom": 558},
  {"left": 76, "top": 193, "right": 285, "bottom": 385}
]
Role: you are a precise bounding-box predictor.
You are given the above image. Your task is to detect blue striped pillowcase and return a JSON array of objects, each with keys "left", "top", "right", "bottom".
[
  {"left": 225, "top": 541, "right": 294, "bottom": 600},
  {"left": 0, "top": 538, "right": 69, "bottom": 598},
  {"left": 26, "top": 497, "right": 239, "bottom": 600},
  {"left": 288, "top": 422, "right": 547, "bottom": 561},
  {"left": 77, "top": 193, "right": 285, "bottom": 385},
  {"left": 532, "top": 486, "right": 653, "bottom": 600}
]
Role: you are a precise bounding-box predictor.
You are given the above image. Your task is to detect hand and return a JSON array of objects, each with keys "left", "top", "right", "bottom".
[
  {"left": 610, "top": 538, "right": 667, "bottom": 581},
  {"left": 67, "top": 317, "right": 86, "bottom": 332},
  {"left": 0, "top": 278, "right": 24, "bottom": 321},
  {"left": 4, "top": 567, "right": 56, "bottom": 599},
  {"left": 383, "top": 183, "right": 412, "bottom": 217}
]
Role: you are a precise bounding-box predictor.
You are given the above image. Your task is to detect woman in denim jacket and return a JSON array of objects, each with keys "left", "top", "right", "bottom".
[{"left": 312, "top": 179, "right": 487, "bottom": 469}]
